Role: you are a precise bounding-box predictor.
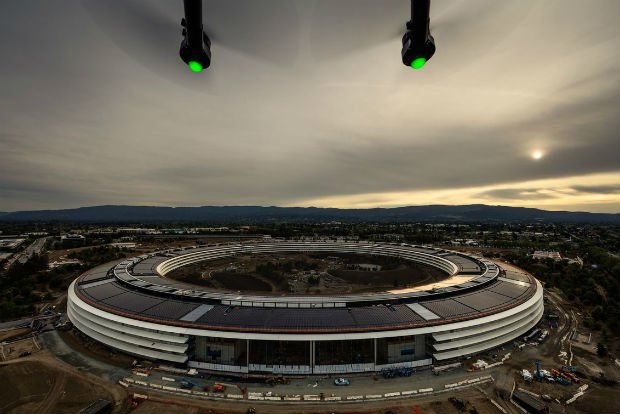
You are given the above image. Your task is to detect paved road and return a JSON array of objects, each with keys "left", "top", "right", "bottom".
[
  {"left": 4, "top": 236, "right": 50, "bottom": 269},
  {"left": 0, "top": 317, "right": 33, "bottom": 331},
  {"left": 18, "top": 236, "right": 49, "bottom": 263}
]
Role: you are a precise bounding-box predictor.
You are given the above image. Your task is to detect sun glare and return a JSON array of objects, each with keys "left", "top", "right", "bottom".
[{"left": 531, "top": 150, "right": 544, "bottom": 160}]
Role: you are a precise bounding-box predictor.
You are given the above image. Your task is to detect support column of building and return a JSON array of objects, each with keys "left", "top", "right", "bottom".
[
  {"left": 418, "top": 334, "right": 431, "bottom": 360},
  {"left": 310, "top": 341, "right": 315, "bottom": 373},
  {"left": 246, "top": 339, "right": 250, "bottom": 369},
  {"left": 373, "top": 338, "right": 377, "bottom": 370}
]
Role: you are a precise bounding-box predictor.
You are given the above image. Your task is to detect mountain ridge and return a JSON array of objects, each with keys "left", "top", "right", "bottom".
[{"left": 0, "top": 204, "right": 617, "bottom": 224}]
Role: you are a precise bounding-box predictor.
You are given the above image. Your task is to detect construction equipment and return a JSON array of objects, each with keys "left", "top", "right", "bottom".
[
  {"left": 562, "top": 365, "right": 577, "bottom": 373},
  {"left": 533, "top": 360, "right": 542, "bottom": 381},
  {"left": 213, "top": 383, "right": 226, "bottom": 393}
]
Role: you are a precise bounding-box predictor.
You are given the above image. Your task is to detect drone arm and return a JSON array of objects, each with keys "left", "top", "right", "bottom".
[
  {"left": 183, "top": 0, "right": 203, "bottom": 49},
  {"left": 410, "top": 0, "right": 431, "bottom": 38}
]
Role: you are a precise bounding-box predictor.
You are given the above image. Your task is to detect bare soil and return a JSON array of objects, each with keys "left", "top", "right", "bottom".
[
  {"left": 0, "top": 359, "right": 122, "bottom": 414},
  {"left": 210, "top": 272, "right": 273, "bottom": 292},
  {"left": 166, "top": 252, "right": 448, "bottom": 295},
  {"left": 0, "top": 327, "right": 31, "bottom": 342},
  {"left": 329, "top": 265, "right": 440, "bottom": 288}
]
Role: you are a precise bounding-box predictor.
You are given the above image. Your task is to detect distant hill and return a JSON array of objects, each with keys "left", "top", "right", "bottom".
[{"left": 0, "top": 204, "right": 617, "bottom": 224}]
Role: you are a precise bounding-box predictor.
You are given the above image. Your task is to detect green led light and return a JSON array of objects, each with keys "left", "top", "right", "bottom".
[
  {"left": 411, "top": 57, "right": 427, "bottom": 70},
  {"left": 188, "top": 60, "right": 203, "bottom": 72}
]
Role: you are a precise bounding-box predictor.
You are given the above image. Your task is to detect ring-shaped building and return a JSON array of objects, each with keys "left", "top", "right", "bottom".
[{"left": 67, "top": 240, "right": 543, "bottom": 375}]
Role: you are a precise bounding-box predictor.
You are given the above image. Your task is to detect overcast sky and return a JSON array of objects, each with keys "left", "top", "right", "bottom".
[{"left": 1, "top": 0, "right": 619, "bottom": 213}]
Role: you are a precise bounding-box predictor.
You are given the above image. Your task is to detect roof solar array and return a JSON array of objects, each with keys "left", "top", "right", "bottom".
[
  {"left": 196, "top": 306, "right": 271, "bottom": 328},
  {"left": 74, "top": 242, "right": 536, "bottom": 332},
  {"left": 132, "top": 257, "right": 164, "bottom": 275},
  {"left": 444, "top": 254, "right": 481, "bottom": 273},
  {"left": 142, "top": 300, "right": 201, "bottom": 320},
  {"left": 349, "top": 305, "right": 425, "bottom": 326},
  {"left": 76, "top": 278, "right": 534, "bottom": 331},
  {"left": 102, "top": 291, "right": 164, "bottom": 313},
  {"left": 83, "top": 282, "right": 128, "bottom": 301},
  {"left": 454, "top": 290, "right": 515, "bottom": 311},
  {"left": 79, "top": 265, "right": 113, "bottom": 283},
  {"left": 500, "top": 271, "right": 530, "bottom": 283},
  {"left": 191, "top": 304, "right": 426, "bottom": 330},
  {"left": 421, "top": 299, "right": 478, "bottom": 318},
  {"left": 488, "top": 281, "right": 530, "bottom": 299}
]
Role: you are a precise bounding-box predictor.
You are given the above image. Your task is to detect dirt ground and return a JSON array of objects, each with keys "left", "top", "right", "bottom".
[
  {"left": 0, "top": 327, "right": 31, "bottom": 342},
  {"left": 167, "top": 252, "right": 447, "bottom": 295},
  {"left": 0, "top": 356, "right": 127, "bottom": 414}
]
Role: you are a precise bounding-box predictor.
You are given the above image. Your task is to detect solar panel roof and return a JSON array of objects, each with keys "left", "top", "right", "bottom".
[
  {"left": 74, "top": 243, "right": 536, "bottom": 333},
  {"left": 102, "top": 291, "right": 164, "bottom": 313}
]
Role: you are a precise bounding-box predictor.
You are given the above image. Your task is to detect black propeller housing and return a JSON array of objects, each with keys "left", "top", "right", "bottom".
[
  {"left": 179, "top": 0, "right": 211, "bottom": 71},
  {"left": 401, "top": 0, "right": 435, "bottom": 69}
]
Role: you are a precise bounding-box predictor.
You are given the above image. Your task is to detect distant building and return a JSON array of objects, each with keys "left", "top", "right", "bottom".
[
  {"left": 0, "top": 238, "right": 27, "bottom": 250},
  {"left": 85, "top": 228, "right": 115, "bottom": 235},
  {"left": 23, "top": 232, "right": 48, "bottom": 236},
  {"left": 61, "top": 234, "right": 86, "bottom": 242},
  {"left": 449, "top": 239, "right": 479, "bottom": 246},
  {"left": 49, "top": 259, "right": 82, "bottom": 269},
  {"left": 117, "top": 228, "right": 158, "bottom": 234},
  {"left": 110, "top": 242, "right": 137, "bottom": 249},
  {"left": 191, "top": 227, "right": 230, "bottom": 233},
  {"left": 531, "top": 250, "right": 562, "bottom": 261}
]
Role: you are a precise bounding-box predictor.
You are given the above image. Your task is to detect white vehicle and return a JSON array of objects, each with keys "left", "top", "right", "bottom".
[
  {"left": 334, "top": 378, "right": 350, "bottom": 386},
  {"left": 521, "top": 369, "right": 533, "bottom": 381},
  {"left": 538, "top": 330, "right": 549, "bottom": 342}
]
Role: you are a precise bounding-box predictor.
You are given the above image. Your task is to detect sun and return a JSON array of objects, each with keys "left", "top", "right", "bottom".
[{"left": 531, "top": 150, "right": 545, "bottom": 160}]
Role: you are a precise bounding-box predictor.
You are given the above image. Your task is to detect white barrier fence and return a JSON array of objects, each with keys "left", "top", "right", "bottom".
[{"left": 119, "top": 374, "right": 493, "bottom": 403}]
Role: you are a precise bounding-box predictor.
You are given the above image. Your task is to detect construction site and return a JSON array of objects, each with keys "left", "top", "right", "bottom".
[{"left": 2, "top": 261, "right": 619, "bottom": 414}]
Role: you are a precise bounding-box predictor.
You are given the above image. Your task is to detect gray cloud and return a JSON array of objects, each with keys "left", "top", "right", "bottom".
[
  {"left": 477, "top": 189, "right": 561, "bottom": 201},
  {"left": 475, "top": 184, "right": 619, "bottom": 205},
  {"left": 572, "top": 185, "right": 620, "bottom": 195},
  {"left": 0, "top": 0, "right": 619, "bottom": 211}
]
